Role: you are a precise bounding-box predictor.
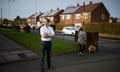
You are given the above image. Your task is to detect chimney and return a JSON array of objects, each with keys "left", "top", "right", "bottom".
[
  {"left": 76, "top": 3, "right": 80, "bottom": 7},
  {"left": 89, "top": 1, "right": 93, "bottom": 5},
  {"left": 51, "top": 9, "right": 53, "bottom": 12},
  {"left": 57, "top": 7, "right": 59, "bottom": 11}
]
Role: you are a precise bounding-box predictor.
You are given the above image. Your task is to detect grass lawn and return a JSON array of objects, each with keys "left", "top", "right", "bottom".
[{"left": 0, "top": 28, "right": 77, "bottom": 55}]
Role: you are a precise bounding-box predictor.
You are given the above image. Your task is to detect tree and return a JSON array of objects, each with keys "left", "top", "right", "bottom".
[
  {"left": 15, "top": 16, "right": 20, "bottom": 21},
  {"left": 14, "top": 16, "right": 21, "bottom": 25}
]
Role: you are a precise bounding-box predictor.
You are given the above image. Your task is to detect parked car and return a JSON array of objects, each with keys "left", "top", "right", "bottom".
[
  {"left": 62, "top": 26, "right": 76, "bottom": 35},
  {"left": 2, "top": 24, "right": 13, "bottom": 28}
]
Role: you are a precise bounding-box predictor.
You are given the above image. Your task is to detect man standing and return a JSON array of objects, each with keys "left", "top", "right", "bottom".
[{"left": 40, "top": 17, "right": 55, "bottom": 72}]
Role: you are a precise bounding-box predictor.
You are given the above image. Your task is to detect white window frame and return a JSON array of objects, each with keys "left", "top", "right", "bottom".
[
  {"left": 47, "top": 17, "right": 50, "bottom": 20},
  {"left": 83, "top": 13, "right": 88, "bottom": 19},
  {"left": 61, "top": 15, "right": 65, "bottom": 20},
  {"left": 75, "top": 14, "right": 81, "bottom": 19},
  {"left": 66, "top": 14, "right": 71, "bottom": 20},
  {"left": 101, "top": 14, "right": 105, "bottom": 20},
  {"left": 50, "top": 17, "right": 53, "bottom": 21},
  {"left": 27, "top": 19, "right": 31, "bottom": 22}
]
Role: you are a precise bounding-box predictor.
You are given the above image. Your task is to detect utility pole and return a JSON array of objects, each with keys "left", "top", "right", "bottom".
[
  {"left": 35, "top": 0, "right": 37, "bottom": 25},
  {"left": 8, "top": 0, "right": 10, "bottom": 20},
  {"left": 82, "top": 0, "right": 86, "bottom": 26},
  {"left": 82, "top": 0, "right": 86, "bottom": 12},
  {"left": 8, "top": 0, "right": 15, "bottom": 20},
  {"left": 1, "top": 8, "right": 2, "bottom": 24}
]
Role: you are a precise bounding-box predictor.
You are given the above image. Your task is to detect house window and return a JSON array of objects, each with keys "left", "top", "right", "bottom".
[
  {"left": 50, "top": 17, "right": 53, "bottom": 21},
  {"left": 47, "top": 17, "right": 50, "bottom": 20},
  {"left": 83, "top": 13, "right": 88, "bottom": 19},
  {"left": 66, "top": 14, "right": 71, "bottom": 20},
  {"left": 61, "top": 15, "right": 64, "bottom": 20},
  {"left": 32, "top": 16, "right": 35, "bottom": 19},
  {"left": 75, "top": 14, "right": 81, "bottom": 19},
  {"left": 39, "top": 18, "right": 42, "bottom": 21},
  {"left": 27, "top": 19, "right": 31, "bottom": 22},
  {"left": 101, "top": 14, "right": 105, "bottom": 20}
]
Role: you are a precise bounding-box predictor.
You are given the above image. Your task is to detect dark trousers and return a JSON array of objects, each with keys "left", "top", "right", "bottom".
[
  {"left": 40, "top": 41, "right": 51, "bottom": 71},
  {"left": 78, "top": 43, "right": 85, "bottom": 53}
]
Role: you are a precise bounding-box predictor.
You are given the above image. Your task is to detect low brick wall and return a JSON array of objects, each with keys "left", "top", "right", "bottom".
[{"left": 99, "top": 33, "right": 120, "bottom": 40}]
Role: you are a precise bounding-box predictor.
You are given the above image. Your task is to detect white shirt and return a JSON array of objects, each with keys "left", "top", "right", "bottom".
[{"left": 40, "top": 26, "right": 55, "bottom": 41}]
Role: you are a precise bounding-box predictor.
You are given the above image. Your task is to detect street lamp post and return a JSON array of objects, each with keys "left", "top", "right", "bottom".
[
  {"left": 82, "top": 0, "right": 86, "bottom": 26},
  {"left": 8, "top": 0, "right": 10, "bottom": 20},
  {"left": 8, "top": 0, "right": 14, "bottom": 20},
  {"left": 1, "top": 8, "right": 2, "bottom": 24},
  {"left": 35, "top": 0, "right": 37, "bottom": 25},
  {"left": 82, "top": 0, "right": 86, "bottom": 14}
]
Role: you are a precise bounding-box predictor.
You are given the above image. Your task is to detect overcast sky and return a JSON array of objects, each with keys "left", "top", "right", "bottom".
[{"left": 0, "top": 0, "right": 120, "bottom": 20}]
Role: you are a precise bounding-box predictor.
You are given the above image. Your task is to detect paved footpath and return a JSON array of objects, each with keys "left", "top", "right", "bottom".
[
  {"left": 0, "top": 52, "right": 120, "bottom": 72},
  {"left": 0, "top": 34, "right": 39, "bottom": 64},
  {"left": 0, "top": 34, "right": 120, "bottom": 72}
]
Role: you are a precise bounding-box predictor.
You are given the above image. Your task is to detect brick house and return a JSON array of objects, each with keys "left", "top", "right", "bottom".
[
  {"left": 27, "top": 12, "right": 43, "bottom": 27},
  {"left": 40, "top": 8, "right": 64, "bottom": 25},
  {"left": 60, "top": 1, "right": 110, "bottom": 25},
  {"left": 27, "top": 13, "right": 37, "bottom": 26},
  {"left": 60, "top": 5, "right": 79, "bottom": 25}
]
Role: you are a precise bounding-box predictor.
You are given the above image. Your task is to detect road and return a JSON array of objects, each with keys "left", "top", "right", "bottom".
[
  {"left": 31, "top": 30, "right": 120, "bottom": 50},
  {"left": 55, "top": 32, "right": 120, "bottom": 51},
  {"left": 30, "top": 30, "right": 120, "bottom": 50}
]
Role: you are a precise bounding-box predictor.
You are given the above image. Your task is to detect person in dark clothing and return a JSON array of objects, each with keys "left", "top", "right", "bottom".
[{"left": 25, "top": 24, "right": 30, "bottom": 33}]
